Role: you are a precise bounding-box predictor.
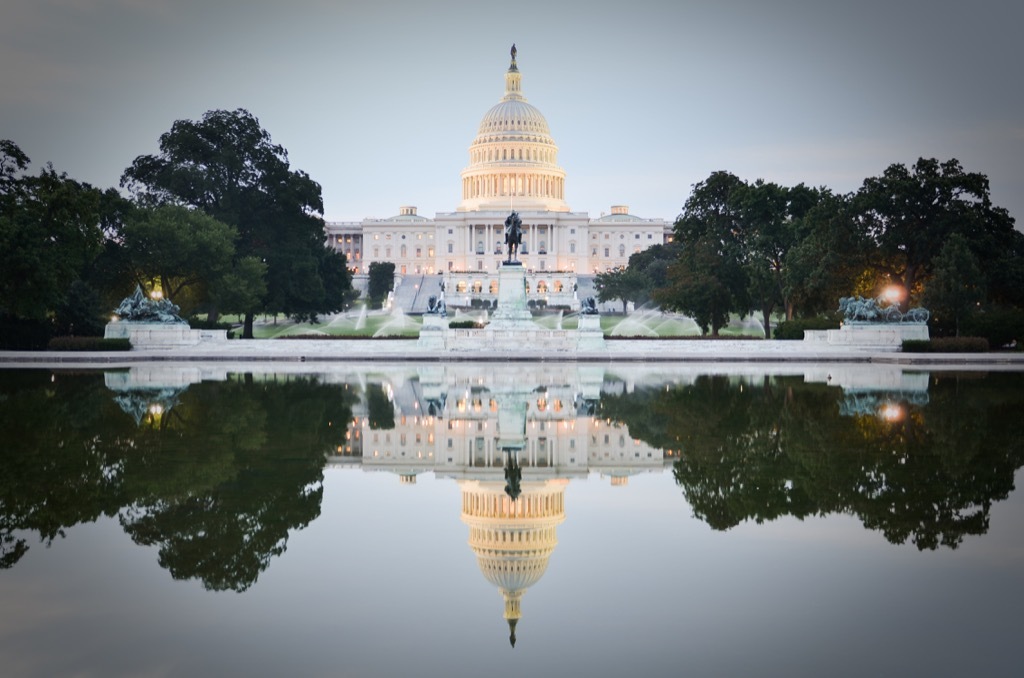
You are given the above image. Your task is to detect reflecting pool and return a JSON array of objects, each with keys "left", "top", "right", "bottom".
[{"left": 1, "top": 364, "right": 1022, "bottom": 677}]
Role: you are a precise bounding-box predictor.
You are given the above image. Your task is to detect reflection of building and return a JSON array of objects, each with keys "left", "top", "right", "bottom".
[
  {"left": 325, "top": 364, "right": 673, "bottom": 644},
  {"left": 325, "top": 48, "right": 669, "bottom": 310},
  {"left": 461, "top": 478, "right": 566, "bottom": 646}
]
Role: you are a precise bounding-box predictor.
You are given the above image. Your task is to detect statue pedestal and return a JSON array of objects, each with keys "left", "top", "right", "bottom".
[
  {"left": 417, "top": 314, "right": 448, "bottom": 349},
  {"left": 576, "top": 314, "right": 606, "bottom": 350},
  {"left": 105, "top": 321, "right": 228, "bottom": 349},
  {"left": 489, "top": 262, "right": 534, "bottom": 329},
  {"left": 804, "top": 323, "right": 929, "bottom": 349}
]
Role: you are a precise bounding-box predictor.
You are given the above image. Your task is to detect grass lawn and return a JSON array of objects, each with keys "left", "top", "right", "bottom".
[{"left": 208, "top": 310, "right": 773, "bottom": 338}]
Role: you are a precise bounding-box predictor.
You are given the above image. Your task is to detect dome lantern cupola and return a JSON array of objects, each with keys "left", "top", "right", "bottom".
[{"left": 458, "top": 46, "right": 568, "bottom": 213}]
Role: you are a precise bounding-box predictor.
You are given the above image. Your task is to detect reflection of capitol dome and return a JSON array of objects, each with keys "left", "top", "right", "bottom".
[
  {"left": 460, "top": 478, "right": 567, "bottom": 646},
  {"left": 459, "top": 48, "right": 568, "bottom": 213}
]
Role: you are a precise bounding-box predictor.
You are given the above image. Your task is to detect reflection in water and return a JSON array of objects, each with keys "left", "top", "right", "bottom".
[{"left": 1, "top": 364, "right": 1023, "bottom": 650}]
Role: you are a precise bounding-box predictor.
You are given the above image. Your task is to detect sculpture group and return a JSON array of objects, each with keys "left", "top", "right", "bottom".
[
  {"left": 114, "top": 285, "right": 186, "bottom": 324},
  {"left": 838, "top": 296, "right": 929, "bottom": 324}
]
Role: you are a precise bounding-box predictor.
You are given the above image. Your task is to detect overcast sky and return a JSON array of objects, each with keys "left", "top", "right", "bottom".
[{"left": 2, "top": 0, "right": 1021, "bottom": 226}]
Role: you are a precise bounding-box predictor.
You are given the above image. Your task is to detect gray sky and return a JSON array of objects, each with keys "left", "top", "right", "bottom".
[{"left": 2, "top": 0, "right": 1021, "bottom": 226}]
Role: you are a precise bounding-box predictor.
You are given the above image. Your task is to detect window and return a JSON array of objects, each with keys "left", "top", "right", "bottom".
[
  {"left": 604, "top": 247, "right": 610, "bottom": 257},
  {"left": 570, "top": 242, "right": 576, "bottom": 254},
  {"left": 447, "top": 242, "right": 453, "bottom": 254}
]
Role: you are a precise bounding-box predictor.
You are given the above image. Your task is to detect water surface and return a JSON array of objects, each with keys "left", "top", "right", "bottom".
[{"left": 1, "top": 364, "right": 1021, "bottom": 677}]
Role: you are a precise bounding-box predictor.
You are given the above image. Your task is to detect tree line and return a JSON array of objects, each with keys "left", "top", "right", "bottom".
[
  {"left": 1, "top": 109, "right": 353, "bottom": 346},
  {"left": 596, "top": 158, "right": 1024, "bottom": 340}
]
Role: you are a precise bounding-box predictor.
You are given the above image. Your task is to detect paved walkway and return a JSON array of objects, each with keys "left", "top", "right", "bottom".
[{"left": 3, "top": 338, "right": 1023, "bottom": 369}]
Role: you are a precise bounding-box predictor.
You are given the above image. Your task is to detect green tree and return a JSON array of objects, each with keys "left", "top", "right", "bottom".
[
  {"left": 121, "top": 109, "right": 350, "bottom": 337},
  {"left": 656, "top": 171, "right": 749, "bottom": 336},
  {"left": 121, "top": 205, "right": 237, "bottom": 313},
  {"left": 924, "top": 233, "right": 985, "bottom": 336},
  {"left": 851, "top": 158, "right": 1015, "bottom": 308},
  {"left": 368, "top": 261, "right": 395, "bottom": 309},
  {"left": 209, "top": 256, "right": 268, "bottom": 322},
  {"left": 783, "top": 191, "right": 867, "bottom": 317},
  {"left": 0, "top": 142, "right": 106, "bottom": 323},
  {"left": 594, "top": 265, "right": 648, "bottom": 313}
]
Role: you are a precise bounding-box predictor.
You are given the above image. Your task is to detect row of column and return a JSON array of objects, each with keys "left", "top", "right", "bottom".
[
  {"left": 463, "top": 173, "right": 564, "bottom": 200},
  {"left": 468, "top": 224, "right": 550, "bottom": 255},
  {"left": 462, "top": 492, "right": 563, "bottom": 519}
]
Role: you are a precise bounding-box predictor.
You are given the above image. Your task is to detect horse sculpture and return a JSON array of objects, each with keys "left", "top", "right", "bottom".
[{"left": 504, "top": 211, "right": 522, "bottom": 263}]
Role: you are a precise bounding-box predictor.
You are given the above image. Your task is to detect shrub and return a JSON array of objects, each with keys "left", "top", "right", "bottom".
[
  {"left": 448, "top": 320, "right": 482, "bottom": 329},
  {"left": 966, "top": 307, "right": 1024, "bottom": 348},
  {"left": 902, "top": 337, "right": 990, "bottom": 353},
  {"left": 48, "top": 337, "right": 132, "bottom": 351},
  {"left": 774, "top": 316, "right": 840, "bottom": 340}
]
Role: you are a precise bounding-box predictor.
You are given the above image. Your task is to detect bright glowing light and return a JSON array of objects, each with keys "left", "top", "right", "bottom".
[
  {"left": 883, "top": 286, "right": 904, "bottom": 305},
  {"left": 879, "top": 404, "right": 904, "bottom": 422},
  {"left": 150, "top": 290, "right": 163, "bottom": 300}
]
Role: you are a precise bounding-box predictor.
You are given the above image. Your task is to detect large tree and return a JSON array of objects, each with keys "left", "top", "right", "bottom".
[
  {"left": 594, "top": 265, "right": 648, "bottom": 314},
  {"left": 0, "top": 141, "right": 106, "bottom": 323},
  {"left": 924, "top": 234, "right": 985, "bottom": 337},
  {"left": 851, "top": 157, "right": 1015, "bottom": 309},
  {"left": 121, "top": 109, "right": 350, "bottom": 337},
  {"left": 121, "top": 205, "right": 237, "bottom": 313},
  {"left": 657, "top": 171, "right": 750, "bottom": 336}
]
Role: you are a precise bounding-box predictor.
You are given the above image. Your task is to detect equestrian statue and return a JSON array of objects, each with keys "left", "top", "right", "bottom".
[{"left": 504, "top": 211, "right": 523, "bottom": 263}]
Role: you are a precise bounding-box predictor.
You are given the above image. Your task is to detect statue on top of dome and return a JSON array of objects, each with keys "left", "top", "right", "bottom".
[{"left": 510, "top": 43, "right": 517, "bottom": 61}]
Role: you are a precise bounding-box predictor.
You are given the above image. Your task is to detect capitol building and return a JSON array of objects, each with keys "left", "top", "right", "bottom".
[{"left": 325, "top": 47, "right": 670, "bottom": 310}]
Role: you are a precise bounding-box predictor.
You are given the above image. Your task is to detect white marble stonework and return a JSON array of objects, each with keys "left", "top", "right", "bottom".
[{"left": 104, "top": 322, "right": 228, "bottom": 349}]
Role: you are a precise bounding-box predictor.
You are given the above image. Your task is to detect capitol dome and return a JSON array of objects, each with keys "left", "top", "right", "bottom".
[{"left": 459, "top": 47, "right": 568, "bottom": 212}]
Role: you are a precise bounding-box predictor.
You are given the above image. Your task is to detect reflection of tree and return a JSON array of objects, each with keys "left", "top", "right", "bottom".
[
  {"left": 0, "top": 371, "right": 130, "bottom": 568},
  {"left": 366, "top": 382, "right": 395, "bottom": 430},
  {"left": 0, "top": 372, "right": 355, "bottom": 590},
  {"left": 119, "top": 378, "right": 355, "bottom": 591},
  {"left": 600, "top": 373, "right": 1024, "bottom": 549}
]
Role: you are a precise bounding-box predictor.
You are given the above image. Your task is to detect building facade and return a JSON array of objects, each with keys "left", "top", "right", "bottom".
[{"left": 324, "top": 48, "right": 671, "bottom": 288}]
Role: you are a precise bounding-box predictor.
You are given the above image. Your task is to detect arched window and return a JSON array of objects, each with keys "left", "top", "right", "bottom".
[
  {"left": 553, "top": 280, "right": 563, "bottom": 293},
  {"left": 476, "top": 241, "right": 485, "bottom": 254},
  {"left": 537, "top": 280, "right": 548, "bottom": 293},
  {"left": 456, "top": 281, "right": 467, "bottom": 293},
  {"left": 489, "top": 280, "right": 499, "bottom": 294},
  {"left": 472, "top": 280, "right": 483, "bottom": 294},
  {"left": 401, "top": 245, "right": 407, "bottom": 258},
  {"left": 619, "top": 245, "right": 625, "bottom": 257},
  {"left": 538, "top": 240, "right": 546, "bottom": 254}
]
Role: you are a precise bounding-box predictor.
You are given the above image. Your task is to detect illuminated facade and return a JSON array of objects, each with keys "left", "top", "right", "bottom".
[{"left": 325, "top": 49, "right": 670, "bottom": 292}]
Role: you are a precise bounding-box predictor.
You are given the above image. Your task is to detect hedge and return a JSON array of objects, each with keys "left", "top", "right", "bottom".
[
  {"left": 774, "top": 316, "right": 840, "bottom": 340},
  {"left": 902, "top": 337, "right": 990, "bottom": 353},
  {"left": 48, "top": 337, "right": 132, "bottom": 351}
]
